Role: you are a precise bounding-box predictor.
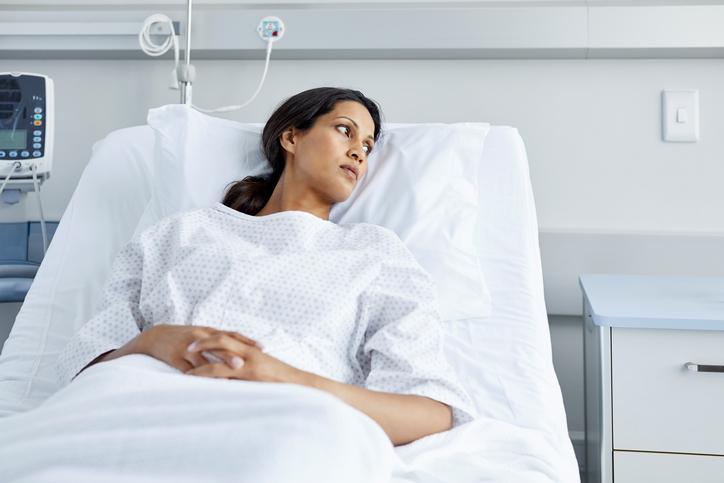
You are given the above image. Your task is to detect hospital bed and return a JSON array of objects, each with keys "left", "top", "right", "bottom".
[{"left": 0, "top": 106, "right": 580, "bottom": 482}]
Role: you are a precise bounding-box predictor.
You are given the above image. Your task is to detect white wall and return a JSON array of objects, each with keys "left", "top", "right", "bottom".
[
  {"left": 4, "top": 58, "right": 723, "bottom": 229},
  {"left": 4, "top": 57, "right": 723, "bottom": 308},
  {"left": 1, "top": 56, "right": 723, "bottom": 442},
  {"left": 0, "top": 0, "right": 634, "bottom": 5}
]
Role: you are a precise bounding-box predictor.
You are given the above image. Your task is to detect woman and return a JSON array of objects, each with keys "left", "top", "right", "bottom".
[{"left": 56, "top": 87, "right": 476, "bottom": 448}]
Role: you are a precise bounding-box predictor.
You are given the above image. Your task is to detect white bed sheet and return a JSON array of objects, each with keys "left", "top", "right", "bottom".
[
  {"left": 0, "top": 123, "right": 579, "bottom": 481},
  {"left": 0, "top": 354, "right": 398, "bottom": 483},
  {"left": 0, "top": 354, "right": 571, "bottom": 482}
]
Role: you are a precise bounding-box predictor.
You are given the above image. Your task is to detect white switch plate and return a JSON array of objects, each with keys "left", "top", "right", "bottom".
[{"left": 662, "top": 90, "right": 699, "bottom": 142}]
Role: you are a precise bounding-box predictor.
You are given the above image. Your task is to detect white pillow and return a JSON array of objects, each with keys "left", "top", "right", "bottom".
[
  {"left": 136, "top": 104, "right": 491, "bottom": 320},
  {"left": 133, "top": 107, "right": 269, "bottom": 238},
  {"left": 330, "top": 123, "right": 491, "bottom": 320}
]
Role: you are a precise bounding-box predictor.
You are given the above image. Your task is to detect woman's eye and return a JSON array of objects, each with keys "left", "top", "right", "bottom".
[
  {"left": 363, "top": 146, "right": 371, "bottom": 154},
  {"left": 337, "top": 125, "right": 350, "bottom": 136}
]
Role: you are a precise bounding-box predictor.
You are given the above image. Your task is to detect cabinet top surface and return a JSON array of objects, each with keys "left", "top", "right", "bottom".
[{"left": 579, "top": 274, "right": 724, "bottom": 330}]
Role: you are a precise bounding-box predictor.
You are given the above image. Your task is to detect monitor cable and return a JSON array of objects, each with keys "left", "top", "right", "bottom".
[
  {"left": 139, "top": 13, "right": 281, "bottom": 111},
  {"left": 30, "top": 164, "right": 48, "bottom": 256},
  {"left": 192, "top": 41, "right": 273, "bottom": 114},
  {"left": 0, "top": 162, "right": 47, "bottom": 256},
  {"left": 0, "top": 162, "right": 21, "bottom": 196}
]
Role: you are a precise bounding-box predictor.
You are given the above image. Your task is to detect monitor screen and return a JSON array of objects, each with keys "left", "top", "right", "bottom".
[{"left": 0, "top": 130, "right": 26, "bottom": 150}]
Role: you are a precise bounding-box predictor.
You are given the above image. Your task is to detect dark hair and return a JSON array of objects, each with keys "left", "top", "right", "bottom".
[{"left": 222, "top": 87, "right": 383, "bottom": 215}]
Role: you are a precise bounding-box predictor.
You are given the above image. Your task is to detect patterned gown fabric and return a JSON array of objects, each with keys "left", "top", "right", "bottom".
[{"left": 56, "top": 203, "right": 477, "bottom": 427}]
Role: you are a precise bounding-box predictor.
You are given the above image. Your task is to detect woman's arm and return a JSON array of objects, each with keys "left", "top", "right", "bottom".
[
  {"left": 357, "top": 236, "right": 479, "bottom": 430},
  {"left": 77, "top": 332, "right": 149, "bottom": 376},
  {"left": 77, "top": 325, "right": 263, "bottom": 376},
  {"left": 185, "top": 333, "right": 452, "bottom": 446},
  {"left": 302, "top": 371, "right": 452, "bottom": 446}
]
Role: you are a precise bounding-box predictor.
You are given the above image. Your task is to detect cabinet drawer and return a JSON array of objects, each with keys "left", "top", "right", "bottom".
[
  {"left": 612, "top": 328, "right": 724, "bottom": 455},
  {"left": 614, "top": 451, "right": 724, "bottom": 483}
]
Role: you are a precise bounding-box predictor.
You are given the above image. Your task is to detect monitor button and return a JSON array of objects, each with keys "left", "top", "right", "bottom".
[
  {"left": 33, "top": 121, "right": 42, "bottom": 126},
  {"left": 0, "top": 152, "right": 5, "bottom": 158},
  {"left": 34, "top": 107, "right": 43, "bottom": 114},
  {"left": 34, "top": 114, "right": 43, "bottom": 120},
  {"left": 33, "top": 143, "right": 41, "bottom": 149},
  {"left": 33, "top": 137, "right": 41, "bottom": 142},
  {"left": 21, "top": 151, "right": 29, "bottom": 157},
  {"left": 9, "top": 151, "right": 18, "bottom": 158},
  {"left": 33, "top": 130, "right": 42, "bottom": 136},
  {"left": 33, "top": 151, "right": 42, "bottom": 157}
]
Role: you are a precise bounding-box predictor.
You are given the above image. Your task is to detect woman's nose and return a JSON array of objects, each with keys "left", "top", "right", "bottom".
[{"left": 351, "top": 145, "right": 365, "bottom": 162}]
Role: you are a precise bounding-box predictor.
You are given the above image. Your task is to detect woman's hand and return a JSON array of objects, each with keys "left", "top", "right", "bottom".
[
  {"left": 139, "top": 325, "right": 262, "bottom": 374},
  {"left": 185, "top": 332, "right": 308, "bottom": 385},
  {"left": 183, "top": 331, "right": 451, "bottom": 446}
]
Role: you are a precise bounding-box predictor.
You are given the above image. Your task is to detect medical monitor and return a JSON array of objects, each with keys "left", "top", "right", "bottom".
[{"left": 0, "top": 73, "right": 54, "bottom": 183}]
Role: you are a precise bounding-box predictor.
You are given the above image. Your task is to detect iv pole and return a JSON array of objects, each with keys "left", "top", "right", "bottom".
[
  {"left": 178, "top": 0, "right": 195, "bottom": 105},
  {"left": 168, "top": 0, "right": 278, "bottom": 109}
]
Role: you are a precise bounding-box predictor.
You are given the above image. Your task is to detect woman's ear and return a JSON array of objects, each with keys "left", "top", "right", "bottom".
[{"left": 279, "top": 128, "right": 297, "bottom": 156}]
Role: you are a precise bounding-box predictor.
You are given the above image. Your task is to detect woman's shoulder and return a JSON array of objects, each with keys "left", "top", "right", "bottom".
[
  {"left": 135, "top": 206, "right": 218, "bottom": 241},
  {"left": 337, "top": 222, "right": 411, "bottom": 260}
]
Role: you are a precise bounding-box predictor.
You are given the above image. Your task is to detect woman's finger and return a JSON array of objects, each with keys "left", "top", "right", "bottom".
[
  {"left": 186, "top": 361, "right": 242, "bottom": 379},
  {"left": 223, "top": 331, "right": 264, "bottom": 350},
  {"left": 182, "top": 350, "right": 211, "bottom": 369},
  {"left": 185, "top": 363, "right": 222, "bottom": 378},
  {"left": 187, "top": 333, "right": 250, "bottom": 356},
  {"left": 201, "top": 349, "right": 245, "bottom": 369},
  {"left": 185, "top": 335, "right": 247, "bottom": 370},
  {"left": 201, "top": 350, "right": 224, "bottom": 364},
  {"left": 171, "top": 357, "right": 195, "bottom": 374}
]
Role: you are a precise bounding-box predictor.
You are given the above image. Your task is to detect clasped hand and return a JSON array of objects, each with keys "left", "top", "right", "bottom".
[{"left": 140, "top": 325, "right": 305, "bottom": 384}]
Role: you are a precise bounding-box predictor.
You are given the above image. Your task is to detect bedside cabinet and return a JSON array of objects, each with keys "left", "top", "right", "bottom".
[{"left": 580, "top": 274, "right": 724, "bottom": 483}]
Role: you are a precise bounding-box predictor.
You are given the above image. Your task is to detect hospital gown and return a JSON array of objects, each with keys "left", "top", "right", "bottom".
[{"left": 56, "top": 202, "right": 477, "bottom": 427}]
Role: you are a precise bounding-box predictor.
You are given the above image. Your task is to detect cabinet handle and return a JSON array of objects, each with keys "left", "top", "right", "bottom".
[{"left": 685, "top": 362, "right": 724, "bottom": 373}]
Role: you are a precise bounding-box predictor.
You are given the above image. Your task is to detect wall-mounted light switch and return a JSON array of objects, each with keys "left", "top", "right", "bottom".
[
  {"left": 662, "top": 90, "right": 698, "bottom": 142},
  {"left": 676, "top": 108, "right": 687, "bottom": 123}
]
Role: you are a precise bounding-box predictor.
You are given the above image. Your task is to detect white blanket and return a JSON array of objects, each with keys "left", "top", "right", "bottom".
[{"left": 0, "top": 355, "right": 577, "bottom": 482}]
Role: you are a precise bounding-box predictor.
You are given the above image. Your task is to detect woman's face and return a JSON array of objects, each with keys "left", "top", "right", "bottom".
[{"left": 280, "top": 100, "right": 376, "bottom": 205}]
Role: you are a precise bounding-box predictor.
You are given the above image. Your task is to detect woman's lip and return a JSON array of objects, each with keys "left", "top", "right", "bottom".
[{"left": 341, "top": 166, "right": 357, "bottom": 180}]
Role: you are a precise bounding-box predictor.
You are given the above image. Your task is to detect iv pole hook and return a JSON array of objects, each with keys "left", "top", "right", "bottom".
[{"left": 178, "top": 0, "right": 196, "bottom": 105}]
